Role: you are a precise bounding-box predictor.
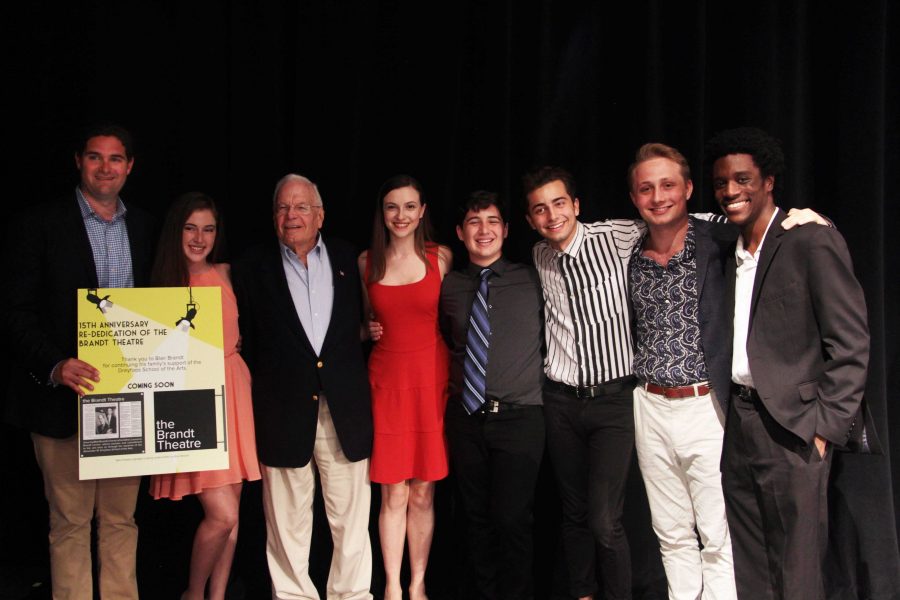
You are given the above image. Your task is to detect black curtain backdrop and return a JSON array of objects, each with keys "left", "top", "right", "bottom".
[{"left": 2, "top": 1, "right": 898, "bottom": 599}]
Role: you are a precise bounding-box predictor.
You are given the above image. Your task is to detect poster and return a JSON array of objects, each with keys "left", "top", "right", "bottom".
[{"left": 77, "top": 286, "right": 229, "bottom": 480}]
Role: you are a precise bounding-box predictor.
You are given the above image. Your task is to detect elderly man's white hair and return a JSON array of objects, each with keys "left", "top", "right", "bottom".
[{"left": 272, "top": 174, "right": 323, "bottom": 210}]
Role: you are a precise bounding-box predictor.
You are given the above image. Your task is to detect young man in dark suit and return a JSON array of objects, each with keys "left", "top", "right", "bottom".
[
  {"left": 3, "top": 124, "right": 156, "bottom": 599},
  {"left": 708, "top": 127, "right": 869, "bottom": 600},
  {"left": 233, "top": 174, "right": 374, "bottom": 600}
]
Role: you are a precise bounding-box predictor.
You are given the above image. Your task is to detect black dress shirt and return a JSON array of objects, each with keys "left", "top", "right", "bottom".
[{"left": 440, "top": 257, "right": 545, "bottom": 406}]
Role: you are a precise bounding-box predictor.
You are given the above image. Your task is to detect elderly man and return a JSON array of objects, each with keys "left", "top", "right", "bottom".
[
  {"left": 3, "top": 124, "right": 155, "bottom": 599},
  {"left": 233, "top": 174, "right": 374, "bottom": 600}
]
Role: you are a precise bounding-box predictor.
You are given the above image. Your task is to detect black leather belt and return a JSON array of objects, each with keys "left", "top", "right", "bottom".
[
  {"left": 732, "top": 384, "right": 757, "bottom": 400},
  {"left": 477, "top": 399, "right": 526, "bottom": 414},
  {"left": 545, "top": 376, "right": 636, "bottom": 399}
]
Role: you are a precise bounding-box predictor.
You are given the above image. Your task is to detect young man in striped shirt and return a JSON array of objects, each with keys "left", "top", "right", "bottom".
[{"left": 525, "top": 166, "right": 645, "bottom": 600}]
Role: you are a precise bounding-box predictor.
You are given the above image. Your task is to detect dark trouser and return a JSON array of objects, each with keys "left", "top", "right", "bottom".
[
  {"left": 723, "top": 387, "right": 832, "bottom": 600},
  {"left": 446, "top": 400, "right": 545, "bottom": 600},
  {"left": 543, "top": 381, "right": 635, "bottom": 599}
]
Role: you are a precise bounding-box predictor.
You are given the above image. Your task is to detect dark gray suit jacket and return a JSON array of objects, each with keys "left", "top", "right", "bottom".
[
  {"left": 693, "top": 218, "right": 739, "bottom": 411},
  {"left": 3, "top": 194, "right": 156, "bottom": 438},
  {"left": 728, "top": 209, "right": 870, "bottom": 448}
]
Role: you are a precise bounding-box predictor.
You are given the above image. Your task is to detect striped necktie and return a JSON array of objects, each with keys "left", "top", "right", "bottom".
[{"left": 462, "top": 268, "right": 492, "bottom": 414}]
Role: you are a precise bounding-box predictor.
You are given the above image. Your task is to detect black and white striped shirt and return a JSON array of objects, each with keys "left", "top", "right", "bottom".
[{"left": 533, "top": 219, "right": 645, "bottom": 387}]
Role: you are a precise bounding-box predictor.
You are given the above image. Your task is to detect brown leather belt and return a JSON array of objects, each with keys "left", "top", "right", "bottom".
[{"left": 645, "top": 382, "right": 710, "bottom": 399}]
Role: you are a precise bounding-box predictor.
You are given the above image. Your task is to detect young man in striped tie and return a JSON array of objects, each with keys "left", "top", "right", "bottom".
[{"left": 439, "top": 191, "right": 546, "bottom": 600}]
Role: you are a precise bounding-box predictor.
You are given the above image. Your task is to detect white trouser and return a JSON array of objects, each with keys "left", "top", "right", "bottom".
[
  {"left": 633, "top": 384, "right": 736, "bottom": 600},
  {"left": 261, "top": 398, "right": 373, "bottom": 600}
]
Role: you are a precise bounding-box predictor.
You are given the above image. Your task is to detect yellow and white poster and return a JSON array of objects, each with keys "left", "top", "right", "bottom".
[{"left": 77, "top": 287, "right": 228, "bottom": 479}]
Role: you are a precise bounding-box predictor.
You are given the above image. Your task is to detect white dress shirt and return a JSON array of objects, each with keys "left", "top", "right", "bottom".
[{"left": 731, "top": 209, "right": 779, "bottom": 387}]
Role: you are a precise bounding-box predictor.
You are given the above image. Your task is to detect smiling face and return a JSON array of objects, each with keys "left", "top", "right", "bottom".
[
  {"left": 711, "top": 153, "right": 775, "bottom": 230},
  {"left": 75, "top": 135, "right": 134, "bottom": 204},
  {"left": 630, "top": 157, "right": 692, "bottom": 231},
  {"left": 182, "top": 208, "right": 217, "bottom": 271},
  {"left": 274, "top": 179, "right": 324, "bottom": 254},
  {"left": 457, "top": 204, "right": 508, "bottom": 266},
  {"left": 382, "top": 185, "right": 426, "bottom": 240},
  {"left": 525, "top": 179, "right": 580, "bottom": 251}
]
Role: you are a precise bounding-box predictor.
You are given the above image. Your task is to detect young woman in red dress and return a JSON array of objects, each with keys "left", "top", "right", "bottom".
[
  {"left": 360, "top": 175, "right": 452, "bottom": 600},
  {"left": 149, "top": 193, "right": 261, "bottom": 600}
]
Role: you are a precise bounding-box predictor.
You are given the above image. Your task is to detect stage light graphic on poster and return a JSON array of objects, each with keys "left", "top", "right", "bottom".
[{"left": 77, "top": 286, "right": 228, "bottom": 480}]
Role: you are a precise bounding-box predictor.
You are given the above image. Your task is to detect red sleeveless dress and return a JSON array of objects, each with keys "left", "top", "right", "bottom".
[{"left": 366, "top": 249, "right": 449, "bottom": 484}]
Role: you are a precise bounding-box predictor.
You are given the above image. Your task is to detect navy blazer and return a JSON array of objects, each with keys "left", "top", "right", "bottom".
[
  {"left": 692, "top": 217, "right": 739, "bottom": 411},
  {"left": 3, "top": 194, "right": 156, "bottom": 437},
  {"left": 232, "top": 235, "right": 373, "bottom": 468}
]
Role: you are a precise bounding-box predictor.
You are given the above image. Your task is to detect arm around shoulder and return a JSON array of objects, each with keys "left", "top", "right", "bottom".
[
  {"left": 214, "top": 263, "right": 232, "bottom": 285},
  {"left": 357, "top": 250, "right": 369, "bottom": 282},
  {"left": 357, "top": 250, "right": 380, "bottom": 341},
  {"left": 437, "top": 244, "right": 453, "bottom": 278}
]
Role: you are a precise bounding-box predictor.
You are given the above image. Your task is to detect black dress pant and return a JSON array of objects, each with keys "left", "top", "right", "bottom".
[
  {"left": 446, "top": 400, "right": 545, "bottom": 600},
  {"left": 723, "top": 388, "right": 832, "bottom": 600},
  {"left": 543, "top": 382, "right": 635, "bottom": 600}
]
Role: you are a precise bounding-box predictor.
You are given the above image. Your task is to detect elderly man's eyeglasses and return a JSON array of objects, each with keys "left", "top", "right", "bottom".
[{"left": 276, "top": 203, "right": 322, "bottom": 216}]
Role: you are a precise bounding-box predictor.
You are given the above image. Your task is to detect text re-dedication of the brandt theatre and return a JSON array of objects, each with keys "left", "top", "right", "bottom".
[{"left": 77, "top": 286, "right": 228, "bottom": 479}]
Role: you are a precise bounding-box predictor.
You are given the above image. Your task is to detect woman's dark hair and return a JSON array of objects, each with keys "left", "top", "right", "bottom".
[
  {"left": 151, "top": 192, "right": 224, "bottom": 287},
  {"left": 367, "top": 174, "right": 435, "bottom": 283}
]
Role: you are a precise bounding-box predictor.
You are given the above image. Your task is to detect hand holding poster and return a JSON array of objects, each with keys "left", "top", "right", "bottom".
[{"left": 77, "top": 286, "right": 228, "bottom": 479}]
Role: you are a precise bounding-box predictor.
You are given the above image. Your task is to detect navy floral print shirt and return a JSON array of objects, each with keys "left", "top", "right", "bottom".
[{"left": 629, "top": 220, "right": 709, "bottom": 387}]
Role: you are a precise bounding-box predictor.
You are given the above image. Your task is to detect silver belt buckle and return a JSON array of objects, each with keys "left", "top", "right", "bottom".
[{"left": 486, "top": 399, "right": 501, "bottom": 413}]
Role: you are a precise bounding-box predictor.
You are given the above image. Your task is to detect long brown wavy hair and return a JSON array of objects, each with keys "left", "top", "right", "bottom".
[
  {"left": 151, "top": 192, "right": 225, "bottom": 287},
  {"left": 367, "top": 174, "right": 436, "bottom": 283}
]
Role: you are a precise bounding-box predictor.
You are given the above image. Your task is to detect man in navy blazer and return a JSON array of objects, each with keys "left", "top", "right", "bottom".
[
  {"left": 233, "top": 174, "right": 374, "bottom": 600},
  {"left": 3, "top": 124, "right": 155, "bottom": 599},
  {"left": 707, "top": 127, "right": 869, "bottom": 600}
]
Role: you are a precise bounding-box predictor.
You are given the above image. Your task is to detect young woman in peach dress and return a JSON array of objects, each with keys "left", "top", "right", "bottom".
[{"left": 149, "top": 192, "right": 261, "bottom": 600}]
